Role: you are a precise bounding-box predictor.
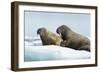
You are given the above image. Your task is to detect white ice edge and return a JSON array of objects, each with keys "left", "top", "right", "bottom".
[{"left": 24, "top": 45, "right": 91, "bottom": 61}]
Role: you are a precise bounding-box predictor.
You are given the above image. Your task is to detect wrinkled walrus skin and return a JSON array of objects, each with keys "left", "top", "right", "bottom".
[
  {"left": 56, "top": 25, "right": 90, "bottom": 52},
  {"left": 37, "top": 28, "right": 63, "bottom": 46}
]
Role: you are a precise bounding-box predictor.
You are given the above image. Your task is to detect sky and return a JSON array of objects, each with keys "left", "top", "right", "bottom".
[{"left": 24, "top": 11, "right": 90, "bottom": 38}]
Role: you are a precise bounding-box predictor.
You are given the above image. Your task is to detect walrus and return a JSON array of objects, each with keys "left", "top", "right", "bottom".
[
  {"left": 56, "top": 25, "right": 90, "bottom": 52},
  {"left": 37, "top": 28, "right": 62, "bottom": 46}
]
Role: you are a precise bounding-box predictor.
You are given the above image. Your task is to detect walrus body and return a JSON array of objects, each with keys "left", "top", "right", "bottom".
[
  {"left": 56, "top": 25, "right": 90, "bottom": 52},
  {"left": 37, "top": 28, "right": 62, "bottom": 46}
]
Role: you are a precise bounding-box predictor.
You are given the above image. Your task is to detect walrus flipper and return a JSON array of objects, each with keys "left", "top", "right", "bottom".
[{"left": 78, "top": 45, "right": 90, "bottom": 52}]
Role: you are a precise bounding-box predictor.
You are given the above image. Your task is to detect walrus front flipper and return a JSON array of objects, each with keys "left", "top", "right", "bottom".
[{"left": 78, "top": 45, "right": 90, "bottom": 52}]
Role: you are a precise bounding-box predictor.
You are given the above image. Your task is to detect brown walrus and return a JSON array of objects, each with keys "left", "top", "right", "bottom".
[
  {"left": 56, "top": 25, "right": 90, "bottom": 52},
  {"left": 37, "top": 28, "right": 62, "bottom": 46}
]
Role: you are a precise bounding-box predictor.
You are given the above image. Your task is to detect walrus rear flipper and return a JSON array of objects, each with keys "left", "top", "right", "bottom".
[{"left": 78, "top": 45, "right": 90, "bottom": 52}]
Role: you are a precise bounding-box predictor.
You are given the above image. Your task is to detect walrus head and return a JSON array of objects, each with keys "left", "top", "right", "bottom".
[
  {"left": 56, "top": 25, "right": 71, "bottom": 40},
  {"left": 37, "top": 28, "right": 47, "bottom": 36},
  {"left": 56, "top": 25, "right": 71, "bottom": 33}
]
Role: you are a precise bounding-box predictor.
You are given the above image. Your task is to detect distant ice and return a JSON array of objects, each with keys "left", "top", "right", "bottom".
[{"left": 25, "top": 36, "right": 42, "bottom": 46}]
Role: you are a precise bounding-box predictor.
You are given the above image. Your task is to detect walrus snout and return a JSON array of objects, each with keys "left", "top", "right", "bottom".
[{"left": 56, "top": 28, "right": 61, "bottom": 34}]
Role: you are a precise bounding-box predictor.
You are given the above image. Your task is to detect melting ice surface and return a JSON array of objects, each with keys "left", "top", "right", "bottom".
[{"left": 24, "top": 36, "right": 91, "bottom": 62}]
